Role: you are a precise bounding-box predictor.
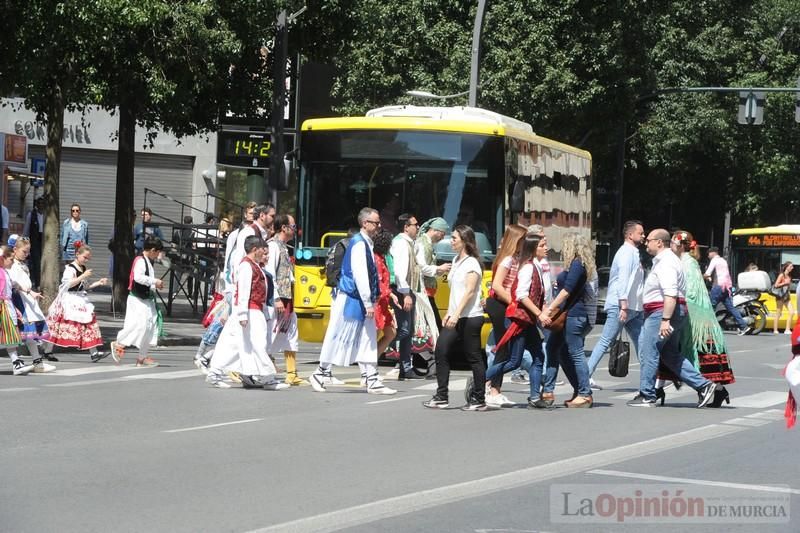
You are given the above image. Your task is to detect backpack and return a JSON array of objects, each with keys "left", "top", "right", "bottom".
[{"left": 325, "top": 238, "right": 350, "bottom": 287}]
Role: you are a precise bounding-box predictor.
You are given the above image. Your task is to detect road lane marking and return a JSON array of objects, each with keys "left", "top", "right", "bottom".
[
  {"left": 32, "top": 364, "right": 147, "bottom": 377},
  {"left": 247, "top": 423, "right": 745, "bottom": 533},
  {"left": 0, "top": 387, "right": 38, "bottom": 392},
  {"left": 729, "top": 391, "right": 787, "bottom": 408},
  {"left": 745, "top": 408, "right": 784, "bottom": 420},
  {"left": 720, "top": 417, "right": 771, "bottom": 427},
  {"left": 366, "top": 394, "right": 427, "bottom": 405},
  {"left": 414, "top": 378, "right": 467, "bottom": 391},
  {"left": 163, "top": 418, "right": 263, "bottom": 433},
  {"left": 586, "top": 469, "right": 800, "bottom": 495},
  {"left": 44, "top": 370, "right": 199, "bottom": 387}
]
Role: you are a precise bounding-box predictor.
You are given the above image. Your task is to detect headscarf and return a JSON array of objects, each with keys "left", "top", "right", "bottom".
[{"left": 419, "top": 217, "right": 449, "bottom": 234}]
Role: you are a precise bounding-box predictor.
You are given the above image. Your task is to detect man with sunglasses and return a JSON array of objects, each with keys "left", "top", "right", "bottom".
[
  {"left": 311, "top": 207, "right": 396, "bottom": 395},
  {"left": 628, "top": 229, "right": 716, "bottom": 408},
  {"left": 389, "top": 213, "right": 424, "bottom": 379},
  {"left": 265, "top": 213, "right": 305, "bottom": 386}
]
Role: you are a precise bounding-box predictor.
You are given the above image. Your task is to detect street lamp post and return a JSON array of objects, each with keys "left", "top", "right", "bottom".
[{"left": 469, "top": 0, "right": 488, "bottom": 107}]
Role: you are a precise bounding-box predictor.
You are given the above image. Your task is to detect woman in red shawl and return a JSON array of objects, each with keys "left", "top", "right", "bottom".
[{"left": 373, "top": 229, "right": 399, "bottom": 359}]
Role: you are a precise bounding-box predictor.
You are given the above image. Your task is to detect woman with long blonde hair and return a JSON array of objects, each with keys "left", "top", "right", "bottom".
[{"left": 537, "top": 233, "right": 598, "bottom": 409}]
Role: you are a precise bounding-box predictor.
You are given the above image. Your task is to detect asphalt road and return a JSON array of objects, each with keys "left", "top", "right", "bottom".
[{"left": 1, "top": 328, "right": 797, "bottom": 533}]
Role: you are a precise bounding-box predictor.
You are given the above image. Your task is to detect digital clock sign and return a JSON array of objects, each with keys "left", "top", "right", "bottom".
[{"left": 217, "top": 130, "right": 272, "bottom": 169}]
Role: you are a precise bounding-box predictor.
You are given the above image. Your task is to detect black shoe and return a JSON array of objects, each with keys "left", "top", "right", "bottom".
[
  {"left": 627, "top": 393, "right": 657, "bottom": 407},
  {"left": 655, "top": 387, "right": 666, "bottom": 406},
  {"left": 527, "top": 397, "right": 553, "bottom": 410},
  {"left": 422, "top": 396, "right": 449, "bottom": 409},
  {"left": 672, "top": 380, "right": 683, "bottom": 391},
  {"left": 43, "top": 354, "right": 59, "bottom": 362},
  {"left": 697, "top": 383, "right": 716, "bottom": 408},
  {"left": 709, "top": 386, "right": 730, "bottom": 408},
  {"left": 90, "top": 351, "right": 110, "bottom": 363},
  {"left": 461, "top": 400, "right": 489, "bottom": 411},
  {"left": 240, "top": 374, "right": 260, "bottom": 389}
]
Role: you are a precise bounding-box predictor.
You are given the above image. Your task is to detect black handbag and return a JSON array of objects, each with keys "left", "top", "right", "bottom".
[{"left": 608, "top": 329, "right": 631, "bottom": 378}]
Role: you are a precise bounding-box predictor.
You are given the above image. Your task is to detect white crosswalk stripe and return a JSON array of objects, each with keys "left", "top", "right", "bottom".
[{"left": 729, "top": 391, "right": 788, "bottom": 409}]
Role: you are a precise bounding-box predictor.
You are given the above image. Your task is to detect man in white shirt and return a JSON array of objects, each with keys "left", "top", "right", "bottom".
[
  {"left": 627, "top": 229, "right": 716, "bottom": 407},
  {"left": 390, "top": 213, "right": 424, "bottom": 379},
  {"left": 587, "top": 221, "right": 646, "bottom": 381},
  {"left": 704, "top": 246, "right": 750, "bottom": 335}
]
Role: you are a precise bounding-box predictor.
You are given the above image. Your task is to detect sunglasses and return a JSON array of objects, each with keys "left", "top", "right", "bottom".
[{"left": 71, "top": 209, "right": 81, "bottom": 212}]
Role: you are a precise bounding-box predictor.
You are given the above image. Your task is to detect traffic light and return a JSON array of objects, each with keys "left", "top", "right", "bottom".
[{"left": 738, "top": 91, "right": 765, "bottom": 125}]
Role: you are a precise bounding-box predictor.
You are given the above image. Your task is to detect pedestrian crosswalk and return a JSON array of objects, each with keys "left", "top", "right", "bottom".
[{"left": 0, "top": 360, "right": 792, "bottom": 412}]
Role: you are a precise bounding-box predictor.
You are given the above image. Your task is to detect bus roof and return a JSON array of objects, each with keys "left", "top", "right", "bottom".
[
  {"left": 301, "top": 105, "right": 592, "bottom": 160},
  {"left": 731, "top": 224, "right": 800, "bottom": 236}
]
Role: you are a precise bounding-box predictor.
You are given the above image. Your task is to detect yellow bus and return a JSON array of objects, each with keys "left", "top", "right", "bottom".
[
  {"left": 730, "top": 224, "right": 800, "bottom": 330},
  {"left": 291, "top": 105, "right": 592, "bottom": 344}
]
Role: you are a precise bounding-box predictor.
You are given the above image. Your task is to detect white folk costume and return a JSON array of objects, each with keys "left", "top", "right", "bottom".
[
  {"left": 115, "top": 254, "right": 159, "bottom": 355},
  {"left": 9, "top": 259, "right": 49, "bottom": 342},
  {"left": 265, "top": 236, "right": 304, "bottom": 385},
  {"left": 312, "top": 230, "right": 395, "bottom": 394},
  {"left": 47, "top": 263, "right": 103, "bottom": 350},
  {"left": 207, "top": 257, "right": 284, "bottom": 389}
]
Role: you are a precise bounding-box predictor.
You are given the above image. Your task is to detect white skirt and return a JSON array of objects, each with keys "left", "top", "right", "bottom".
[
  {"left": 116, "top": 295, "right": 158, "bottom": 349},
  {"left": 215, "top": 309, "right": 277, "bottom": 377},
  {"left": 318, "top": 292, "right": 377, "bottom": 367},
  {"left": 268, "top": 311, "right": 299, "bottom": 352}
]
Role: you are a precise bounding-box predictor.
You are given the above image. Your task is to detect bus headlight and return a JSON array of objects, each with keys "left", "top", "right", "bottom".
[
  {"left": 300, "top": 275, "right": 308, "bottom": 284},
  {"left": 308, "top": 285, "right": 317, "bottom": 294},
  {"left": 303, "top": 297, "right": 311, "bottom": 305}
]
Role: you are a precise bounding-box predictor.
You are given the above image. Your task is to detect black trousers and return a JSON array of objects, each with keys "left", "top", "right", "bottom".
[
  {"left": 435, "top": 316, "right": 485, "bottom": 402},
  {"left": 484, "top": 296, "right": 509, "bottom": 364}
]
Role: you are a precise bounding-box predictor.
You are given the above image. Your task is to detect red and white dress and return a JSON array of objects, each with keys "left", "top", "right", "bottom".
[
  {"left": 46, "top": 264, "right": 103, "bottom": 350},
  {"left": 374, "top": 253, "right": 395, "bottom": 330}
]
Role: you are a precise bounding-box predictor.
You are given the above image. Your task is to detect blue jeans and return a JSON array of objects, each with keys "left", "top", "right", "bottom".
[
  {"left": 543, "top": 315, "right": 592, "bottom": 396},
  {"left": 587, "top": 307, "right": 643, "bottom": 375},
  {"left": 638, "top": 306, "right": 711, "bottom": 400},
  {"left": 486, "top": 343, "right": 531, "bottom": 374},
  {"left": 486, "top": 319, "right": 542, "bottom": 388},
  {"left": 393, "top": 291, "right": 415, "bottom": 372},
  {"left": 709, "top": 286, "right": 747, "bottom": 330}
]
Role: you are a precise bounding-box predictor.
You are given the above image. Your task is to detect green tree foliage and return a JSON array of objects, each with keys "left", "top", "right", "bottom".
[{"left": 301, "top": 0, "right": 800, "bottom": 241}]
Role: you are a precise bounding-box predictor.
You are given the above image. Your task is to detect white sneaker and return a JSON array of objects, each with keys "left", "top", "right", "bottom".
[
  {"left": 263, "top": 381, "right": 290, "bottom": 391},
  {"left": 383, "top": 367, "right": 400, "bottom": 380},
  {"left": 32, "top": 361, "right": 56, "bottom": 373},
  {"left": 367, "top": 380, "right": 397, "bottom": 395},
  {"left": 12, "top": 359, "right": 34, "bottom": 375},
  {"left": 206, "top": 373, "right": 231, "bottom": 389},
  {"left": 589, "top": 378, "right": 603, "bottom": 390},
  {"left": 486, "top": 393, "right": 515, "bottom": 408}
]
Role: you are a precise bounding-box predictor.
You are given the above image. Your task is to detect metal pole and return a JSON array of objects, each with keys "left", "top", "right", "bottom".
[
  {"left": 468, "top": 0, "right": 488, "bottom": 107},
  {"left": 613, "top": 122, "right": 626, "bottom": 249},
  {"left": 270, "top": 9, "right": 288, "bottom": 199}
]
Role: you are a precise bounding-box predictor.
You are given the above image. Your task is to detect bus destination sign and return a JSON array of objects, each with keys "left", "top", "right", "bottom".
[{"left": 738, "top": 234, "right": 800, "bottom": 248}]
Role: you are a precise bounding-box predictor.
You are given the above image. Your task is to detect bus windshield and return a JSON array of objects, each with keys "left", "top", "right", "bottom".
[{"left": 298, "top": 129, "right": 504, "bottom": 262}]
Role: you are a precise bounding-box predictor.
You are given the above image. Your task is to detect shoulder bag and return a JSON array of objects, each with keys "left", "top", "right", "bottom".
[{"left": 608, "top": 328, "right": 631, "bottom": 378}]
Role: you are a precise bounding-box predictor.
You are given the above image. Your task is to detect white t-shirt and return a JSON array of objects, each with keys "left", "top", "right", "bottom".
[{"left": 447, "top": 254, "right": 484, "bottom": 318}]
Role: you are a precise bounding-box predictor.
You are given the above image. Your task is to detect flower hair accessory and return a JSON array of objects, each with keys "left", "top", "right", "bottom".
[{"left": 73, "top": 240, "right": 83, "bottom": 250}]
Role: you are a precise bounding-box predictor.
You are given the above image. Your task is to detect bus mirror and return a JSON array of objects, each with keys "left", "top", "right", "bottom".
[{"left": 510, "top": 179, "right": 525, "bottom": 213}]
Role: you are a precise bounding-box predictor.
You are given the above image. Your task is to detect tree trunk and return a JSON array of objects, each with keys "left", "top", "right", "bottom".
[
  {"left": 111, "top": 101, "right": 136, "bottom": 312},
  {"left": 40, "top": 85, "right": 65, "bottom": 310}
]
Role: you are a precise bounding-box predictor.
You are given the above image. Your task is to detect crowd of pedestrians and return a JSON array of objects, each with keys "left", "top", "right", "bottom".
[{"left": 3, "top": 199, "right": 740, "bottom": 414}]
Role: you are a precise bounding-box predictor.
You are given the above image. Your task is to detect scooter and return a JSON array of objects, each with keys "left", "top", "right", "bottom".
[{"left": 715, "top": 288, "right": 768, "bottom": 335}]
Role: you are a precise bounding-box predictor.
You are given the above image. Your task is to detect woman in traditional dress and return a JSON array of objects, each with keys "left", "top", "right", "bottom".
[
  {"left": 0, "top": 245, "right": 30, "bottom": 375},
  {"left": 657, "top": 231, "right": 734, "bottom": 407},
  {"left": 9, "top": 237, "right": 55, "bottom": 373},
  {"left": 372, "top": 229, "right": 400, "bottom": 378},
  {"left": 485, "top": 233, "right": 550, "bottom": 408},
  {"left": 484, "top": 224, "right": 527, "bottom": 372},
  {"left": 46, "top": 243, "right": 109, "bottom": 362}
]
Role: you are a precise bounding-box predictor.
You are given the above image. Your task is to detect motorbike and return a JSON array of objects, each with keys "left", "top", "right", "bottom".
[{"left": 715, "top": 288, "right": 768, "bottom": 335}]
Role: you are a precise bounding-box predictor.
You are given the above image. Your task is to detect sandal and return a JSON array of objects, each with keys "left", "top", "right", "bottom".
[{"left": 136, "top": 357, "right": 158, "bottom": 368}]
